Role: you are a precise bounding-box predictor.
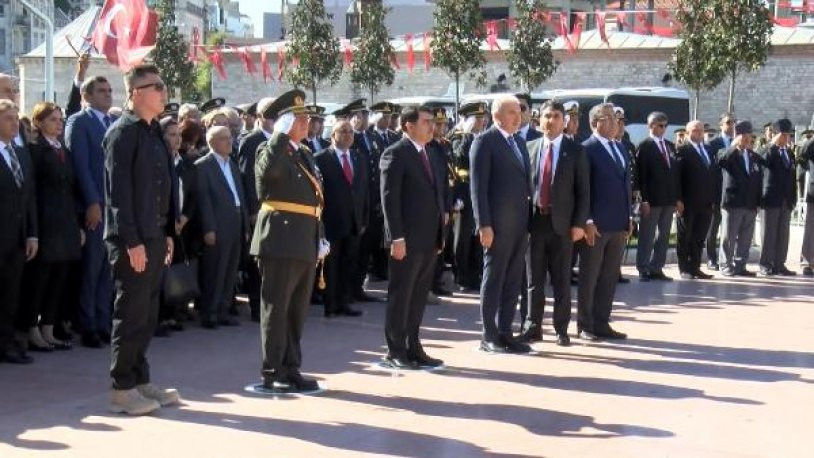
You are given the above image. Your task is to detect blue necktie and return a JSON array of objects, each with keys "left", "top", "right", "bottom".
[
  {"left": 506, "top": 135, "right": 524, "bottom": 166},
  {"left": 5, "top": 146, "right": 23, "bottom": 188},
  {"left": 609, "top": 141, "right": 625, "bottom": 171},
  {"left": 103, "top": 115, "right": 112, "bottom": 129}
]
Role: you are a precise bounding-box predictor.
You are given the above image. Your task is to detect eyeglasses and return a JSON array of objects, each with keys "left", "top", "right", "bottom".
[{"left": 133, "top": 81, "right": 165, "bottom": 92}]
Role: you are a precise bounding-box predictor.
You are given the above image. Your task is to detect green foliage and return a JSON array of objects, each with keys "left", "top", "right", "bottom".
[
  {"left": 350, "top": 1, "right": 396, "bottom": 101},
  {"left": 507, "top": 0, "right": 558, "bottom": 93},
  {"left": 431, "top": 0, "right": 487, "bottom": 93},
  {"left": 284, "top": 0, "right": 342, "bottom": 104},
  {"left": 149, "top": 0, "right": 197, "bottom": 101}
]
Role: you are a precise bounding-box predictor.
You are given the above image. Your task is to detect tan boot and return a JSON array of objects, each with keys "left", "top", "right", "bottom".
[
  {"left": 136, "top": 383, "right": 180, "bottom": 406},
  {"left": 28, "top": 327, "right": 53, "bottom": 351},
  {"left": 41, "top": 325, "right": 72, "bottom": 350},
  {"left": 109, "top": 389, "right": 160, "bottom": 415}
]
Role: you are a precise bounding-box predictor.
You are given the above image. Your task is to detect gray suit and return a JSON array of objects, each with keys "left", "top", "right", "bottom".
[
  {"left": 195, "top": 152, "right": 248, "bottom": 322},
  {"left": 521, "top": 135, "right": 590, "bottom": 336},
  {"left": 470, "top": 126, "right": 532, "bottom": 341}
]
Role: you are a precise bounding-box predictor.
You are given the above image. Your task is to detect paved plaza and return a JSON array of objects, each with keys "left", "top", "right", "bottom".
[{"left": 1, "top": 265, "right": 812, "bottom": 458}]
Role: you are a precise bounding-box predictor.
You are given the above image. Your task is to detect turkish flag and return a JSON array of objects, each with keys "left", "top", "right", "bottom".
[
  {"left": 405, "top": 34, "right": 415, "bottom": 73},
  {"left": 260, "top": 48, "right": 273, "bottom": 83},
  {"left": 92, "top": 0, "right": 157, "bottom": 71}
]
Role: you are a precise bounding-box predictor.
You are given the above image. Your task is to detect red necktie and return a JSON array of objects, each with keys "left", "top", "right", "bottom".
[
  {"left": 659, "top": 140, "right": 670, "bottom": 167},
  {"left": 55, "top": 147, "right": 65, "bottom": 163},
  {"left": 341, "top": 153, "right": 353, "bottom": 185},
  {"left": 539, "top": 143, "right": 553, "bottom": 209},
  {"left": 419, "top": 148, "right": 434, "bottom": 184}
]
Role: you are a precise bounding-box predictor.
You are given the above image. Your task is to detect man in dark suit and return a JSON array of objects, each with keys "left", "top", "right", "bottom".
[
  {"left": 250, "top": 90, "right": 327, "bottom": 393},
  {"left": 718, "top": 121, "right": 763, "bottom": 277},
  {"left": 519, "top": 101, "right": 589, "bottom": 347},
  {"left": 451, "top": 102, "right": 487, "bottom": 292},
  {"left": 675, "top": 121, "right": 717, "bottom": 279},
  {"left": 104, "top": 65, "right": 179, "bottom": 415},
  {"left": 380, "top": 105, "right": 447, "bottom": 369},
  {"left": 0, "top": 99, "right": 37, "bottom": 364},
  {"left": 635, "top": 111, "right": 680, "bottom": 281},
  {"left": 368, "top": 102, "right": 398, "bottom": 152},
  {"left": 470, "top": 95, "right": 532, "bottom": 354},
  {"left": 799, "top": 135, "right": 814, "bottom": 276},
  {"left": 303, "top": 105, "right": 329, "bottom": 153},
  {"left": 515, "top": 93, "right": 542, "bottom": 143},
  {"left": 349, "top": 99, "right": 386, "bottom": 301},
  {"left": 578, "top": 103, "right": 632, "bottom": 341},
  {"left": 195, "top": 126, "right": 249, "bottom": 327},
  {"left": 758, "top": 119, "right": 797, "bottom": 276},
  {"left": 237, "top": 96, "right": 275, "bottom": 322},
  {"left": 315, "top": 120, "right": 368, "bottom": 317},
  {"left": 705, "top": 113, "right": 736, "bottom": 271},
  {"left": 65, "top": 74, "right": 116, "bottom": 348}
]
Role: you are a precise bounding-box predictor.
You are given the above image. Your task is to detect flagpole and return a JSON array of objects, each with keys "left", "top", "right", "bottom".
[{"left": 19, "top": 0, "right": 53, "bottom": 103}]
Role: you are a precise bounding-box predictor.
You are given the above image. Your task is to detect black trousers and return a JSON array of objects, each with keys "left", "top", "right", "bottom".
[
  {"left": 259, "top": 257, "right": 314, "bottom": 383},
  {"left": 453, "top": 206, "right": 481, "bottom": 289},
  {"left": 354, "top": 216, "right": 387, "bottom": 292},
  {"left": 18, "top": 259, "right": 71, "bottom": 329},
  {"left": 677, "top": 206, "right": 713, "bottom": 273},
  {"left": 705, "top": 205, "right": 722, "bottom": 264},
  {"left": 0, "top": 249, "right": 25, "bottom": 353},
  {"left": 521, "top": 213, "right": 573, "bottom": 335},
  {"left": 324, "top": 235, "right": 359, "bottom": 313},
  {"left": 386, "top": 249, "right": 436, "bottom": 359},
  {"left": 108, "top": 237, "right": 167, "bottom": 390},
  {"left": 577, "top": 231, "right": 626, "bottom": 334}
]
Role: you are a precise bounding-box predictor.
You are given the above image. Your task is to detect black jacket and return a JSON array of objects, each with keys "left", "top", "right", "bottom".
[
  {"left": 28, "top": 137, "right": 82, "bottom": 262},
  {"left": 237, "top": 129, "right": 269, "bottom": 218},
  {"left": 0, "top": 141, "right": 37, "bottom": 256},
  {"left": 103, "top": 111, "right": 177, "bottom": 247},
  {"left": 636, "top": 137, "right": 679, "bottom": 206},
  {"left": 759, "top": 144, "right": 797, "bottom": 209},
  {"left": 314, "top": 147, "right": 369, "bottom": 241},
  {"left": 675, "top": 142, "right": 718, "bottom": 210},
  {"left": 719, "top": 147, "right": 763, "bottom": 210}
]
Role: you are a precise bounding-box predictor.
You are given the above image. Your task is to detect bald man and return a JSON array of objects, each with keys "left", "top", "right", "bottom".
[{"left": 675, "top": 121, "right": 717, "bottom": 279}]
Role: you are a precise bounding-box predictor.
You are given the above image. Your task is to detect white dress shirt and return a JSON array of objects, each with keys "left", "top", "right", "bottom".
[{"left": 214, "top": 154, "right": 241, "bottom": 206}]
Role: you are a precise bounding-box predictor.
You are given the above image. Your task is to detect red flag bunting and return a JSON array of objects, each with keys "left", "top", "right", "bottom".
[
  {"left": 635, "top": 11, "right": 653, "bottom": 34},
  {"left": 208, "top": 48, "right": 227, "bottom": 80},
  {"left": 92, "top": 0, "right": 158, "bottom": 71},
  {"left": 234, "top": 46, "right": 257, "bottom": 76},
  {"left": 423, "top": 33, "right": 432, "bottom": 71},
  {"left": 277, "top": 46, "right": 286, "bottom": 80},
  {"left": 657, "top": 8, "right": 671, "bottom": 21},
  {"left": 405, "top": 34, "right": 415, "bottom": 73},
  {"left": 390, "top": 52, "right": 401, "bottom": 69},
  {"left": 188, "top": 26, "right": 200, "bottom": 61},
  {"left": 559, "top": 14, "right": 575, "bottom": 54},
  {"left": 571, "top": 13, "right": 585, "bottom": 51},
  {"left": 596, "top": 10, "right": 610, "bottom": 48},
  {"left": 773, "top": 16, "right": 800, "bottom": 27},
  {"left": 260, "top": 47, "right": 273, "bottom": 83},
  {"left": 486, "top": 21, "right": 501, "bottom": 51},
  {"left": 344, "top": 45, "right": 353, "bottom": 66}
]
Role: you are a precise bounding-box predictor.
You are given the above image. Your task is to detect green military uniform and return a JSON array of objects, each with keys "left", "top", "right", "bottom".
[
  {"left": 451, "top": 102, "right": 487, "bottom": 291},
  {"left": 250, "top": 90, "right": 324, "bottom": 393}
]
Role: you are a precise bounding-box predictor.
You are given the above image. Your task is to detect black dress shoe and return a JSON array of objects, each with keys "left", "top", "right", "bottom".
[
  {"left": 578, "top": 330, "right": 598, "bottom": 341},
  {"left": 261, "top": 379, "right": 296, "bottom": 394},
  {"left": 517, "top": 326, "right": 543, "bottom": 343},
  {"left": 693, "top": 270, "right": 713, "bottom": 280},
  {"left": 499, "top": 335, "right": 532, "bottom": 354},
  {"left": 353, "top": 292, "right": 382, "bottom": 303},
  {"left": 649, "top": 271, "right": 672, "bottom": 281},
  {"left": 288, "top": 372, "right": 320, "bottom": 392},
  {"left": 337, "top": 307, "right": 363, "bottom": 317},
  {"left": 218, "top": 318, "right": 240, "bottom": 326},
  {"left": 736, "top": 269, "right": 757, "bottom": 277},
  {"left": 707, "top": 261, "right": 719, "bottom": 271},
  {"left": 803, "top": 266, "right": 814, "bottom": 276},
  {"left": 28, "top": 341, "right": 54, "bottom": 352},
  {"left": 412, "top": 352, "right": 443, "bottom": 368},
  {"left": 201, "top": 320, "right": 219, "bottom": 329},
  {"left": 638, "top": 272, "right": 651, "bottom": 282},
  {"left": 596, "top": 327, "right": 627, "bottom": 340},
  {"left": 2, "top": 349, "right": 33, "bottom": 364},
  {"left": 383, "top": 355, "right": 419, "bottom": 370},
  {"left": 154, "top": 324, "right": 171, "bottom": 337},
  {"left": 432, "top": 287, "right": 453, "bottom": 297},
  {"left": 776, "top": 267, "right": 797, "bottom": 276},
  {"left": 618, "top": 275, "right": 630, "bottom": 284},
  {"left": 81, "top": 332, "right": 102, "bottom": 348},
  {"left": 721, "top": 268, "right": 736, "bottom": 277},
  {"left": 479, "top": 340, "right": 509, "bottom": 354},
  {"left": 680, "top": 272, "right": 697, "bottom": 280},
  {"left": 759, "top": 267, "right": 775, "bottom": 276},
  {"left": 556, "top": 334, "right": 571, "bottom": 346}
]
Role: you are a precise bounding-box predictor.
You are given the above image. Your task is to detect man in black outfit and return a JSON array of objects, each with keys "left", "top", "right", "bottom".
[
  {"left": 104, "top": 65, "right": 179, "bottom": 415},
  {"left": 705, "top": 113, "right": 736, "bottom": 271},
  {"left": 314, "top": 120, "right": 368, "bottom": 317},
  {"left": 0, "top": 98, "right": 37, "bottom": 364},
  {"left": 675, "top": 121, "right": 717, "bottom": 279},
  {"left": 380, "top": 106, "right": 447, "bottom": 369},
  {"left": 519, "top": 101, "right": 590, "bottom": 347}
]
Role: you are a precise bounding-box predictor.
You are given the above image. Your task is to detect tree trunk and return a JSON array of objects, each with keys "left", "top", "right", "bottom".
[
  {"left": 454, "top": 71, "right": 460, "bottom": 124},
  {"left": 693, "top": 87, "right": 700, "bottom": 120},
  {"left": 726, "top": 68, "right": 737, "bottom": 115},
  {"left": 312, "top": 81, "right": 317, "bottom": 106},
  {"left": 370, "top": 88, "right": 375, "bottom": 105}
]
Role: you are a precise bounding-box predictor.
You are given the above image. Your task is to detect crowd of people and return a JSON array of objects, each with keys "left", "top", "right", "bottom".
[{"left": 1, "top": 54, "right": 813, "bottom": 415}]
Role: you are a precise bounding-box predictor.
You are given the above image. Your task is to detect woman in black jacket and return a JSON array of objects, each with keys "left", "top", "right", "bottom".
[{"left": 18, "top": 102, "right": 83, "bottom": 351}]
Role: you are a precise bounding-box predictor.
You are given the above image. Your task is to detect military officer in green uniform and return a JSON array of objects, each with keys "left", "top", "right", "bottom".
[
  {"left": 427, "top": 107, "right": 455, "bottom": 296},
  {"left": 451, "top": 101, "right": 487, "bottom": 292},
  {"left": 250, "top": 89, "right": 328, "bottom": 393}
]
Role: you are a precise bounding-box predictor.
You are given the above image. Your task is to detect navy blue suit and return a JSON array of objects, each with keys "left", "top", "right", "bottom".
[
  {"left": 65, "top": 108, "right": 115, "bottom": 335},
  {"left": 470, "top": 126, "right": 532, "bottom": 341},
  {"left": 577, "top": 135, "right": 632, "bottom": 334}
]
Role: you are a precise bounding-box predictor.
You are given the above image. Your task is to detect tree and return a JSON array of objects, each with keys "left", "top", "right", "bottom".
[
  {"left": 350, "top": 1, "right": 396, "bottom": 103},
  {"left": 284, "top": 0, "right": 343, "bottom": 104},
  {"left": 431, "top": 0, "right": 486, "bottom": 113},
  {"left": 149, "top": 0, "right": 197, "bottom": 101},
  {"left": 507, "top": 0, "right": 558, "bottom": 93},
  {"left": 707, "top": 0, "right": 772, "bottom": 114},
  {"left": 669, "top": 0, "right": 727, "bottom": 118}
]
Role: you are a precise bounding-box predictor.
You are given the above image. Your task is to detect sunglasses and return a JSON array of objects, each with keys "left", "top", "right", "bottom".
[{"left": 133, "top": 81, "right": 166, "bottom": 92}]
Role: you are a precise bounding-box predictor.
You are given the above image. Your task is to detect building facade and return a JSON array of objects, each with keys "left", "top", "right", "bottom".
[{"left": 0, "top": 0, "right": 54, "bottom": 74}]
